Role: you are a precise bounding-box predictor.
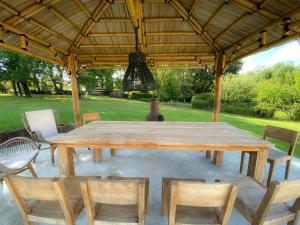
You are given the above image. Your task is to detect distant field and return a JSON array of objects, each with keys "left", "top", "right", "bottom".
[{"left": 1, "top": 94, "right": 299, "bottom": 156}]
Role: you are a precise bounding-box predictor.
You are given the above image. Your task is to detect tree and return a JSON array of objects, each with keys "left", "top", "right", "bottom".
[{"left": 225, "top": 60, "right": 243, "bottom": 75}]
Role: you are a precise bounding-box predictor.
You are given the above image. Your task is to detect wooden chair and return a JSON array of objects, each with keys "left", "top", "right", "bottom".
[
  {"left": 4, "top": 175, "right": 100, "bottom": 225},
  {"left": 161, "top": 177, "right": 205, "bottom": 216},
  {"left": 107, "top": 175, "right": 150, "bottom": 215},
  {"left": 80, "top": 178, "right": 146, "bottom": 225},
  {"left": 22, "top": 109, "right": 76, "bottom": 165},
  {"left": 240, "top": 125, "right": 298, "bottom": 186},
  {"left": 82, "top": 112, "right": 116, "bottom": 162},
  {"left": 222, "top": 176, "right": 300, "bottom": 225},
  {"left": 0, "top": 137, "right": 38, "bottom": 178},
  {"left": 168, "top": 180, "right": 238, "bottom": 225}
]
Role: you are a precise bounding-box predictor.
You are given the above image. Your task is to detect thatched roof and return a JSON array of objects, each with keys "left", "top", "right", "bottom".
[{"left": 0, "top": 0, "right": 300, "bottom": 70}]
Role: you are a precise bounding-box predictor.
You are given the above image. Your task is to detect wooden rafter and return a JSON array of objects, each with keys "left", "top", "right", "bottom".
[
  {"left": 69, "top": 0, "right": 110, "bottom": 53},
  {"left": 189, "top": 0, "right": 199, "bottom": 15},
  {"left": 48, "top": 6, "right": 81, "bottom": 32},
  {"left": 87, "top": 31, "right": 197, "bottom": 36},
  {"left": 225, "top": 6, "right": 300, "bottom": 53},
  {"left": 77, "top": 52, "right": 215, "bottom": 57},
  {"left": 231, "top": 0, "right": 279, "bottom": 20},
  {"left": 0, "top": 42, "right": 62, "bottom": 65},
  {"left": 0, "top": 1, "right": 18, "bottom": 15},
  {"left": 0, "top": 21, "right": 67, "bottom": 55},
  {"left": 86, "top": 65, "right": 207, "bottom": 70},
  {"left": 203, "top": 1, "right": 229, "bottom": 30},
  {"left": 4, "top": 0, "right": 61, "bottom": 25},
  {"left": 0, "top": 1, "right": 72, "bottom": 45},
  {"left": 144, "top": 17, "right": 183, "bottom": 22},
  {"left": 74, "top": 0, "right": 91, "bottom": 17},
  {"left": 80, "top": 43, "right": 208, "bottom": 48},
  {"left": 169, "top": 0, "right": 221, "bottom": 53},
  {"left": 125, "top": 0, "right": 146, "bottom": 52}
]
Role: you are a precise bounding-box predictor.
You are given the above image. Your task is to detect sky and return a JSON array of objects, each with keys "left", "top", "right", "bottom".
[{"left": 240, "top": 40, "right": 300, "bottom": 73}]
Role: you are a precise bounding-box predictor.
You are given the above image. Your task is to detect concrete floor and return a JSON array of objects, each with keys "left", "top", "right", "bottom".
[{"left": 1, "top": 147, "right": 300, "bottom": 225}]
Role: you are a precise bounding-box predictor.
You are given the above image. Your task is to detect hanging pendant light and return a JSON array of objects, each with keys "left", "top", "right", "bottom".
[{"left": 123, "top": 27, "right": 156, "bottom": 92}]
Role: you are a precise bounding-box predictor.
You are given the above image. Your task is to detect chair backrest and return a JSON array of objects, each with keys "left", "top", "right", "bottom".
[
  {"left": 81, "top": 179, "right": 146, "bottom": 223},
  {"left": 264, "top": 125, "right": 298, "bottom": 156},
  {"left": 169, "top": 181, "right": 238, "bottom": 225},
  {"left": 255, "top": 179, "right": 300, "bottom": 224},
  {"left": 23, "top": 109, "right": 58, "bottom": 138},
  {"left": 4, "top": 175, "right": 75, "bottom": 224},
  {"left": 82, "top": 112, "right": 100, "bottom": 124}
]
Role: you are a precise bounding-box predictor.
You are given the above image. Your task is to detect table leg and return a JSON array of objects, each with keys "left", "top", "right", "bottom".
[
  {"left": 205, "top": 151, "right": 211, "bottom": 159},
  {"left": 248, "top": 148, "right": 269, "bottom": 183},
  {"left": 57, "top": 145, "right": 75, "bottom": 176},
  {"left": 93, "top": 148, "right": 102, "bottom": 163},
  {"left": 213, "top": 151, "right": 224, "bottom": 165}
]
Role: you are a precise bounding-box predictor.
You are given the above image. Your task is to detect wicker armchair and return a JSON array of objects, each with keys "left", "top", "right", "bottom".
[
  {"left": 22, "top": 109, "right": 75, "bottom": 165},
  {"left": 0, "top": 137, "right": 38, "bottom": 178}
]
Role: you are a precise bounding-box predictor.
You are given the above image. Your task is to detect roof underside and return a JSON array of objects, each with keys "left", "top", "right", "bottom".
[{"left": 0, "top": 0, "right": 300, "bottom": 70}]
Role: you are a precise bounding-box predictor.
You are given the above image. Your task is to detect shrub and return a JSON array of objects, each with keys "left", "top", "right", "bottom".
[
  {"left": 254, "top": 104, "right": 275, "bottom": 118},
  {"left": 128, "top": 91, "right": 153, "bottom": 101},
  {"left": 191, "top": 92, "right": 213, "bottom": 109}
]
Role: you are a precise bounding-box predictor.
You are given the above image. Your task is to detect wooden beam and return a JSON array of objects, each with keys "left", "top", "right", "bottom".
[
  {"left": 231, "top": 0, "right": 279, "bottom": 20},
  {"left": 67, "top": 53, "right": 81, "bottom": 127},
  {"left": 144, "top": 17, "right": 183, "bottom": 22},
  {"left": 88, "top": 32, "right": 135, "bottom": 37},
  {"left": 146, "top": 31, "right": 197, "bottom": 36},
  {"left": 212, "top": 53, "right": 226, "bottom": 165},
  {"left": 225, "top": 6, "right": 300, "bottom": 53},
  {"left": 0, "top": 1, "right": 19, "bottom": 15},
  {"left": 232, "top": 32, "right": 300, "bottom": 62},
  {"left": 48, "top": 6, "right": 81, "bottom": 32},
  {"left": 19, "top": 35, "right": 27, "bottom": 50},
  {"left": 98, "top": 18, "right": 131, "bottom": 22},
  {"left": 79, "top": 43, "right": 208, "bottom": 48},
  {"left": 87, "top": 59, "right": 214, "bottom": 65},
  {"left": 69, "top": 0, "right": 110, "bottom": 53},
  {"left": 147, "top": 43, "right": 208, "bottom": 47},
  {"left": 169, "top": 0, "right": 221, "bottom": 52},
  {"left": 74, "top": 0, "right": 91, "bottom": 17},
  {"left": 0, "top": 42, "right": 62, "bottom": 65},
  {"left": 203, "top": 1, "right": 229, "bottom": 30},
  {"left": 86, "top": 65, "right": 207, "bottom": 70},
  {"left": 189, "top": 0, "right": 199, "bottom": 15},
  {"left": 0, "top": 21, "right": 68, "bottom": 56},
  {"left": 4, "top": 0, "right": 61, "bottom": 26},
  {"left": 260, "top": 30, "right": 267, "bottom": 46}
]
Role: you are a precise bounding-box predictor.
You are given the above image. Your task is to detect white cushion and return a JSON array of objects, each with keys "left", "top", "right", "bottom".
[
  {"left": 25, "top": 110, "right": 58, "bottom": 138},
  {"left": 44, "top": 133, "right": 66, "bottom": 142},
  {"left": 0, "top": 150, "right": 39, "bottom": 170}
]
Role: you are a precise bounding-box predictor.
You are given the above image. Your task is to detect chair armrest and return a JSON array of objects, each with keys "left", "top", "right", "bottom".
[{"left": 58, "top": 124, "right": 76, "bottom": 133}]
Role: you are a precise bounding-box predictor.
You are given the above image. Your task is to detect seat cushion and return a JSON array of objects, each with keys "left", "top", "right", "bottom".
[
  {"left": 94, "top": 203, "right": 138, "bottom": 224},
  {"left": 44, "top": 133, "right": 66, "bottom": 143},
  {"left": 176, "top": 206, "right": 221, "bottom": 225},
  {"left": 0, "top": 150, "right": 39, "bottom": 170},
  {"left": 25, "top": 110, "right": 58, "bottom": 138},
  {"left": 223, "top": 177, "right": 295, "bottom": 224},
  {"left": 268, "top": 148, "right": 291, "bottom": 163}
]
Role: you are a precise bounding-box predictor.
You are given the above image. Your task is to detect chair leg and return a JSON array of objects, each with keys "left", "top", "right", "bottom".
[
  {"left": 267, "top": 161, "right": 275, "bottom": 187},
  {"left": 50, "top": 144, "right": 55, "bottom": 165},
  {"left": 285, "top": 160, "right": 291, "bottom": 180},
  {"left": 110, "top": 148, "right": 116, "bottom": 156},
  {"left": 240, "top": 152, "right": 246, "bottom": 174},
  {"left": 205, "top": 151, "right": 211, "bottom": 159},
  {"left": 28, "top": 163, "right": 37, "bottom": 177},
  {"left": 161, "top": 179, "right": 167, "bottom": 216}
]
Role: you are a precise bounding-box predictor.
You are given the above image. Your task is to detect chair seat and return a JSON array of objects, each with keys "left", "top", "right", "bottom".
[
  {"left": 0, "top": 150, "right": 39, "bottom": 170},
  {"left": 27, "top": 197, "right": 83, "bottom": 224},
  {"left": 268, "top": 148, "right": 291, "bottom": 163},
  {"left": 94, "top": 203, "right": 138, "bottom": 224},
  {"left": 175, "top": 206, "right": 221, "bottom": 225},
  {"left": 45, "top": 133, "right": 66, "bottom": 143},
  {"left": 224, "top": 177, "right": 295, "bottom": 224}
]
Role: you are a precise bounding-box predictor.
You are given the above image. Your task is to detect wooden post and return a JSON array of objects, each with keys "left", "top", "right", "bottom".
[
  {"left": 211, "top": 53, "right": 226, "bottom": 165},
  {"left": 67, "top": 53, "right": 81, "bottom": 127}
]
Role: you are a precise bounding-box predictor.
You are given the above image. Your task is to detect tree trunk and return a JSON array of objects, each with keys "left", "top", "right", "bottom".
[
  {"left": 56, "top": 65, "right": 64, "bottom": 93},
  {"left": 11, "top": 81, "right": 18, "bottom": 96},
  {"left": 16, "top": 82, "right": 23, "bottom": 97},
  {"left": 20, "top": 81, "right": 32, "bottom": 97}
]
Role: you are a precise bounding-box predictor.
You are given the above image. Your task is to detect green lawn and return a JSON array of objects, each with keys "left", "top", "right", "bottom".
[{"left": 1, "top": 94, "right": 299, "bottom": 156}]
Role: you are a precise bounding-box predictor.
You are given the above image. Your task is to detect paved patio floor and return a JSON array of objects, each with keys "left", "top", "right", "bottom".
[{"left": 1, "top": 147, "right": 300, "bottom": 225}]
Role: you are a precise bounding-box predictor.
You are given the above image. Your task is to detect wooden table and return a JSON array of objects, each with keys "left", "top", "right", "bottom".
[{"left": 53, "top": 121, "right": 274, "bottom": 183}]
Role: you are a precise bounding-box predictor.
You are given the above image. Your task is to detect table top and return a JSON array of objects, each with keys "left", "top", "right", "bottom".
[{"left": 53, "top": 121, "right": 274, "bottom": 151}]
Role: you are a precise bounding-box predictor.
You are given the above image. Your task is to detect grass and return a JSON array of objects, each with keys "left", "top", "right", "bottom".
[{"left": 1, "top": 94, "right": 299, "bottom": 157}]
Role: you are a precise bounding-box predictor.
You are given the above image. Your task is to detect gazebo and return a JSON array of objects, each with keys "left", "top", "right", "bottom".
[{"left": 0, "top": 0, "right": 300, "bottom": 165}]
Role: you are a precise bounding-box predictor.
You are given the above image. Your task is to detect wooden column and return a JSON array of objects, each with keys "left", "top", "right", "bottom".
[
  {"left": 67, "top": 53, "right": 81, "bottom": 126},
  {"left": 212, "top": 53, "right": 226, "bottom": 165}
]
